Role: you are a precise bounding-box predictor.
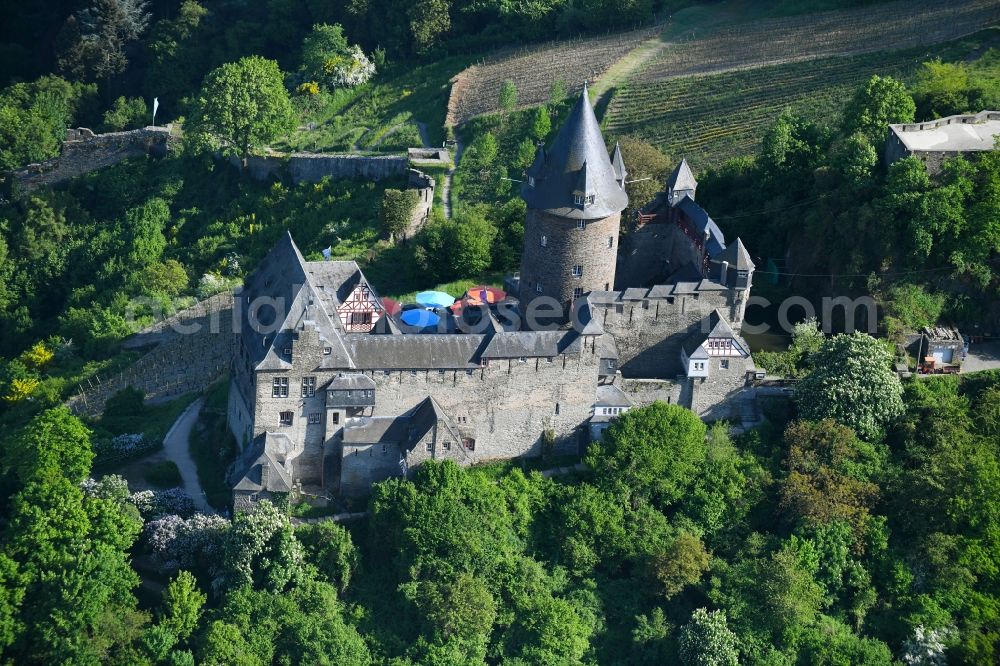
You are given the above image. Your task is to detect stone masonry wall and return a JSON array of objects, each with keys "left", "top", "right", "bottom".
[
  {"left": 248, "top": 334, "right": 604, "bottom": 490},
  {"left": 67, "top": 292, "right": 235, "bottom": 416},
  {"left": 593, "top": 287, "right": 745, "bottom": 379},
  {"left": 10, "top": 126, "right": 173, "bottom": 192},
  {"left": 520, "top": 209, "right": 622, "bottom": 307},
  {"left": 689, "top": 355, "right": 755, "bottom": 421},
  {"left": 236, "top": 152, "right": 409, "bottom": 184}
]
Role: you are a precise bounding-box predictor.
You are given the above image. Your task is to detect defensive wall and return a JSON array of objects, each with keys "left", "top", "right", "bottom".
[{"left": 9, "top": 126, "right": 173, "bottom": 192}]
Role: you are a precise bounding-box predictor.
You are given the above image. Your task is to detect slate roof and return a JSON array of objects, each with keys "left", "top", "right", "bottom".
[
  {"left": 520, "top": 82, "right": 628, "bottom": 219},
  {"left": 611, "top": 141, "right": 627, "bottom": 184},
  {"left": 240, "top": 232, "right": 356, "bottom": 371},
  {"left": 481, "top": 331, "right": 583, "bottom": 358},
  {"left": 341, "top": 397, "right": 467, "bottom": 460},
  {"left": 666, "top": 158, "right": 698, "bottom": 193},
  {"left": 595, "top": 383, "right": 632, "bottom": 408},
  {"left": 716, "top": 238, "right": 755, "bottom": 271},
  {"left": 342, "top": 416, "right": 407, "bottom": 445},
  {"left": 676, "top": 195, "right": 726, "bottom": 257},
  {"left": 231, "top": 433, "right": 294, "bottom": 493},
  {"left": 347, "top": 334, "right": 485, "bottom": 369},
  {"left": 682, "top": 309, "right": 750, "bottom": 358},
  {"left": 409, "top": 396, "right": 464, "bottom": 448},
  {"left": 327, "top": 373, "right": 377, "bottom": 391}
]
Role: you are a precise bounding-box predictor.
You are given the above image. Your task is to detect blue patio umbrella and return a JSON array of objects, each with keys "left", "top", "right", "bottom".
[
  {"left": 400, "top": 309, "right": 441, "bottom": 328},
  {"left": 415, "top": 290, "right": 456, "bottom": 308}
]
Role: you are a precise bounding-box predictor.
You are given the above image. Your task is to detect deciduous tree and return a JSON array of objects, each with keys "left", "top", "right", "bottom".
[{"left": 189, "top": 56, "right": 295, "bottom": 169}]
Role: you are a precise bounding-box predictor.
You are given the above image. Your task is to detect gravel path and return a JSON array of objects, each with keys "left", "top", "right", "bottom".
[{"left": 161, "top": 397, "right": 213, "bottom": 513}]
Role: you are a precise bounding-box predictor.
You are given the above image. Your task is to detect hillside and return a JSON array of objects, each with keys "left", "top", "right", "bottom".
[
  {"left": 446, "top": 25, "right": 660, "bottom": 126},
  {"left": 604, "top": 32, "right": 1000, "bottom": 170}
]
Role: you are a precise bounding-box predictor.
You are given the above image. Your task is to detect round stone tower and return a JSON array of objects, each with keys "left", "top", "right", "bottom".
[{"left": 518, "top": 83, "right": 628, "bottom": 314}]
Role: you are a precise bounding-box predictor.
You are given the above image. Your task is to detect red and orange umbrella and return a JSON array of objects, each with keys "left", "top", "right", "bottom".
[{"left": 463, "top": 286, "right": 506, "bottom": 305}]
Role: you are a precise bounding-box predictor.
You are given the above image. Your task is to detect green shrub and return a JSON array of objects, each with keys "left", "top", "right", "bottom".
[
  {"left": 144, "top": 460, "right": 183, "bottom": 488},
  {"left": 101, "top": 96, "right": 148, "bottom": 132}
]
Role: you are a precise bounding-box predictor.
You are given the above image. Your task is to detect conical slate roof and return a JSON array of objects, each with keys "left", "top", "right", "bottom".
[
  {"left": 666, "top": 158, "right": 698, "bottom": 193},
  {"left": 611, "top": 141, "right": 627, "bottom": 184},
  {"left": 521, "top": 83, "right": 628, "bottom": 220}
]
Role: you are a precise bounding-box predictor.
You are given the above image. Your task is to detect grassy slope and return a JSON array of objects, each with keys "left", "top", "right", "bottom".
[
  {"left": 602, "top": 29, "right": 1000, "bottom": 170},
  {"left": 274, "top": 56, "right": 473, "bottom": 154}
]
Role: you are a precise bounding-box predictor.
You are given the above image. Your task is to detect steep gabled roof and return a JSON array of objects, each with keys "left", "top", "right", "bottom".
[
  {"left": 716, "top": 237, "right": 755, "bottom": 271},
  {"left": 611, "top": 141, "right": 627, "bottom": 184},
  {"left": 520, "top": 82, "right": 628, "bottom": 219},
  {"left": 666, "top": 158, "right": 698, "bottom": 193},
  {"left": 240, "top": 233, "right": 364, "bottom": 370},
  {"left": 230, "top": 433, "right": 294, "bottom": 493}
]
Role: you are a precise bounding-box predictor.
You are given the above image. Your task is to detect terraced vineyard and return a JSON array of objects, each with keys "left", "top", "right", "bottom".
[
  {"left": 637, "top": 0, "right": 1000, "bottom": 82},
  {"left": 446, "top": 25, "right": 660, "bottom": 125},
  {"left": 604, "top": 48, "right": 928, "bottom": 169}
]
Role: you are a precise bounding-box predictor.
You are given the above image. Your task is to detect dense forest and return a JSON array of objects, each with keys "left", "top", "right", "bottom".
[{"left": 1, "top": 0, "right": 1000, "bottom": 663}]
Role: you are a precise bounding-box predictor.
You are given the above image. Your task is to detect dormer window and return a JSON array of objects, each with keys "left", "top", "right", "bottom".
[
  {"left": 323, "top": 347, "right": 332, "bottom": 355},
  {"left": 527, "top": 176, "right": 535, "bottom": 187},
  {"left": 283, "top": 347, "right": 292, "bottom": 357},
  {"left": 540, "top": 235, "right": 547, "bottom": 247},
  {"left": 573, "top": 194, "right": 595, "bottom": 207}
]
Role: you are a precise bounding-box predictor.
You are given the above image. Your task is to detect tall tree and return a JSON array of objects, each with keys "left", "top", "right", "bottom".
[
  {"left": 189, "top": 56, "right": 295, "bottom": 170},
  {"left": 842, "top": 75, "right": 915, "bottom": 145},
  {"left": 586, "top": 401, "right": 707, "bottom": 508},
  {"left": 795, "top": 333, "right": 904, "bottom": 441},
  {"left": 57, "top": 0, "right": 151, "bottom": 82}
]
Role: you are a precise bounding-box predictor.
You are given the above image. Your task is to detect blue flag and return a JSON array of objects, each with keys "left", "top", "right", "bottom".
[{"left": 322, "top": 246, "right": 332, "bottom": 261}]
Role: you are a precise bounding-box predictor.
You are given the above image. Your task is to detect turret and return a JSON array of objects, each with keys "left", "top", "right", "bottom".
[
  {"left": 518, "top": 83, "right": 628, "bottom": 314},
  {"left": 666, "top": 158, "right": 697, "bottom": 206}
]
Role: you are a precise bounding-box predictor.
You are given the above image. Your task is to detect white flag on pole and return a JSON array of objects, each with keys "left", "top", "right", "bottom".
[{"left": 152, "top": 97, "right": 159, "bottom": 126}]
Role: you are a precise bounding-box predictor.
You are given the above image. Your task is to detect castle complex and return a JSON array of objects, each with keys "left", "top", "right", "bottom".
[{"left": 227, "top": 85, "right": 760, "bottom": 508}]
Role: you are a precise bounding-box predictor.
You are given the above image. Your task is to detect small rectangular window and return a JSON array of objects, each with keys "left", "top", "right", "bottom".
[
  {"left": 443, "top": 441, "right": 451, "bottom": 451},
  {"left": 272, "top": 377, "right": 289, "bottom": 398},
  {"left": 279, "top": 411, "right": 293, "bottom": 426},
  {"left": 425, "top": 442, "right": 433, "bottom": 452},
  {"left": 607, "top": 237, "right": 614, "bottom": 248},
  {"left": 323, "top": 347, "right": 332, "bottom": 355},
  {"left": 518, "top": 356, "right": 527, "bottom": 363},
  {"left": 308, "top": 413, "right": 322, "bottom": 424},
  {"left": 283, "top": 347, "right": 292, "bottom": 357},
  {"left": 555, "top": 402, "right": 560, "bottom": 415},
  {"left": 331, "top": 412, "right": 340, "bottom": 424},
  {"left": 301, "top": 376, "right": 316, "bottom": 397},
  {"left": 721, "top": 359, "right": 730, "bottom": 369},
  {"left": 540, "top": 235, "right": 547, "bottom": 247},
  {"left": 572, "top": 265, "right": 583, "bottom": 277},
  {"left": 576, "top": 219, "right": 585, "bottom": 229},
  {"left": 573, "top": 287, "right": 583, "bottom": 299}
]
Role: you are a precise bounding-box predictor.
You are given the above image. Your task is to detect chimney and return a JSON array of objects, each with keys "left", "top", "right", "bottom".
[
  {"left": 260, "top": 463, "right": 269, "bottom": 487},
  {"left": 720, "top": 260, "right": 729, "bottom": 284}
]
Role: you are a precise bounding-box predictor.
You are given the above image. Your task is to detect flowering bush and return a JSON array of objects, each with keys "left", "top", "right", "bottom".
[
  {"left": 145, "top": 513, "right": 230, "bottom": 572},
  {"left": 323, "top": 46, "right": 375, "bottom": 88},
  {"left": 93, "top": 433, "right": 159, "bottom": 465},
  {"left": 132, "top": 488, "right": 196, "bottom": 520}
]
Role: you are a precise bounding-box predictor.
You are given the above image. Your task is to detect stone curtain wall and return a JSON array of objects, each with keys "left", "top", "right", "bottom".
[
  {"left": 67, "top": 293, "right": 236, "bottom": 416},
  {"left": 594, "top": 286, "right": 744, "bottom": 379},
  {"left": 10, "top": 127, "right": 173, "bottom": 192},
  {"left": 237, "top": 152, "right": 409, "bottom": 184}
]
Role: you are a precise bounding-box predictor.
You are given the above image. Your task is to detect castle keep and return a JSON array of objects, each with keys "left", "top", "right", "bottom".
[{"left": 227, "top": 87, "right": 759, "bottom": 508}]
